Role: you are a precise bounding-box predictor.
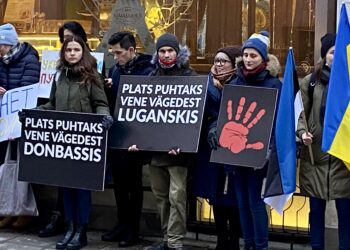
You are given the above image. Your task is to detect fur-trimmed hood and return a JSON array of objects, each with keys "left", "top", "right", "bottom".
[
  {"left": 235, "top": 53, "right": 280, "bottom": 77},
  {"left": 151, "top": 45, "right": 191, "bottom": 68}
]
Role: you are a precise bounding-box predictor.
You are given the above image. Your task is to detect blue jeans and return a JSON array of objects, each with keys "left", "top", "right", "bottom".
[
  {"left": 234, "top": 167, "right": 268, "bottom": 250},
  {"left": 309, "top": 197, "right": 350, "bottom": 250},
  {"left": 63, "top": 188, "right": 91, "bottom": 224}
]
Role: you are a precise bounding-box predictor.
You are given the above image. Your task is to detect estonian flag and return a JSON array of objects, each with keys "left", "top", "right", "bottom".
[
  {"left": 263, "top": 48, "right": 298, "bottom": 214},
  {"left": 322, "top": 4, "right": 350, "bottom": 169}
]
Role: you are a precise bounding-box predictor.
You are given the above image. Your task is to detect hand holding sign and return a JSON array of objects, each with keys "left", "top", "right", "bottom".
[{"left": 219, "top": 97, "right": 265, "bottom": 154}]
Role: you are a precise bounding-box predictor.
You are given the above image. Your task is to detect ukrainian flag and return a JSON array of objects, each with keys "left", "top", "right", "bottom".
[{"left": 322, "top": 4, "right": 350, "bottom": 169}]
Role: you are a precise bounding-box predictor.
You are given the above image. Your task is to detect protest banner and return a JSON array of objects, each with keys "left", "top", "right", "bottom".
[
  {"left": 210, "top": 85, "right": 278, "bottom": 168},
  {"left": 38, "top": 50, "right": 104, "bottom": 98},
  {"left": 109, "top": 75, "right": 208, "bottom": 152},
  {"left": 0, "top": 83, "right": 39, "bottom": 142},
  {"left": 18, "top": 109, "right": 108, "bottom": 191}
]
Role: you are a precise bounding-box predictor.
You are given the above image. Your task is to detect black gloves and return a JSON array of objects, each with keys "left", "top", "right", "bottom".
[
  {"left": 102, "top": 115, "right": 114, "bottom": 129},
  {"left": 18, "top": 110, "right": 26, "bottom": 123},
  {"left": 207, "top": 127, "right": 219, "bottom": 150}
]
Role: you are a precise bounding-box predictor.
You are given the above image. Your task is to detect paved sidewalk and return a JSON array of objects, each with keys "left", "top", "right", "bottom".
[{"left": 0, "top": 227, "right": 314, "bottom": 250}]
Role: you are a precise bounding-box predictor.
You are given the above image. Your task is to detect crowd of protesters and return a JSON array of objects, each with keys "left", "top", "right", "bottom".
[{"left": 1, "top": 19, "right": 349, "bottom": 250}]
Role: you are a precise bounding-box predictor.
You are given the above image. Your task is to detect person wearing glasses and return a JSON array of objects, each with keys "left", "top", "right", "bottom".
[{"left": 193, "top": 46, "right": 242, "bottom": 250}]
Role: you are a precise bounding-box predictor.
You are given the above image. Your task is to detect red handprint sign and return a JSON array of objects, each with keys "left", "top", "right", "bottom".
[{"left": 219, "top": 97, "right": 266, "bottom": 154}]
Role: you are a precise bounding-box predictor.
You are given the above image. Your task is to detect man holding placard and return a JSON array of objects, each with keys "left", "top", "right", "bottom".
[{"left": 101, "top": 31, "right": 154, "bottom": 248}]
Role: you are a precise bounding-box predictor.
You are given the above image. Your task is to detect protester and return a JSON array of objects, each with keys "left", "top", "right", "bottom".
[
  {"left": 35, "top": 36, "right": 112, "bottom": 250},
  {"left": 220, "top": 31, "right": 281, "bottom": 250},
  {"left": 297, "top": 33, "right": 350, "bottom": 250},
  {"left": 37, "top": 21, "right": 91, "bottom": 238},
  {"left": 132, "top": 33, "right": 195, "bottom": 250},
  {"left": 0, "top": 23, "right": 40, "bottom": 229},
  {"left": 100, "top": 31, "right": 154, "bottom": 248},
  {"left": 193, "top": 46, "right": 242, "bottom": 250},
  {"left": 58, "top": 21, "right": 88, "bottom": 46}
]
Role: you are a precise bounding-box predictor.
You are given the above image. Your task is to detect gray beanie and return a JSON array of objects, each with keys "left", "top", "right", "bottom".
[
  {"left": 156, "top": 33, "right": 180, "bottom": 53},
  {"left": 0, "top": 23, "right": 18, "bottom": 46}
]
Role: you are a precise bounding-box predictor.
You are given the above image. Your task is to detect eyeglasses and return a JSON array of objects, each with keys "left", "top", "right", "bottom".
[{"left": 213, "top": 58, "right": 231, "bottom": 65}]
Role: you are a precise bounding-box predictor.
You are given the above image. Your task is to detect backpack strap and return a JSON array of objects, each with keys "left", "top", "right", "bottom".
[{"left": 308, "top": 71, "right": 317, "bottom": 107}]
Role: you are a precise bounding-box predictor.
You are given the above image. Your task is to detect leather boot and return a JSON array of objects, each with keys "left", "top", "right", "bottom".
[
  {"left": 118, "top": 225, "right": 138, "bottom": 247},
  {"left": 0, "top": 217, "right": 15, "bottom": 229},
  {"left": 12, "top": 216, "right": 32, "bottom": 229},
  {"left": 38, "top": 211, "right": 65, "bottom": 237},
  {"left": 56, "top": 222, "right": 75, "bottom": 249},
  {"left": 66, "top": 223, "right": 88, "bottom": 250},
  {"left": 101, "top": 223, "right": 126, "bottom": 242}
]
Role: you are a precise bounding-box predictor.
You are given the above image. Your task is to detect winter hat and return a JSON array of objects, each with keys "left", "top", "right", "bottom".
[
  {"left": 0, "top": 23, "right": 18, "bottom": 46},
  {"left": 321, "top": 33, "right": 336, "bottom": 59},
  {"left": 156, "top": 33, "right": 180, "bottom": 53},
  {"left": 216, "top": 45, "right": 242, "bottom": 65},
  {"left": 242, "top": 30, "right": 270, "bottom": 61}
]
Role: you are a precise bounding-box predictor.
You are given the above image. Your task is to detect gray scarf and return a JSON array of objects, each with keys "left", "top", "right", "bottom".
[{"left": 2, "top": 43, "right": 21, "bottom": 64}]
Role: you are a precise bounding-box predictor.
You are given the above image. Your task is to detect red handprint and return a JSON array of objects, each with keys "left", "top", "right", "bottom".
[{"left": 219, "top": 97, "right": 266, "bottom": 154}]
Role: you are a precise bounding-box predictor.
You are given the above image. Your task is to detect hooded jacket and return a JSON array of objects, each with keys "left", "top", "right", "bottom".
[
  {"left": 297, "top": 66, "right": 350, "bottom": 200},
  {"left": 0, "top": 42, "right": 40, "bottom": 90},
  {"left": 149, "top": 45, "right": 196, "bottom": 167},
  {"left": 38, "top": 69, "right": 109, "bottom": 116}
]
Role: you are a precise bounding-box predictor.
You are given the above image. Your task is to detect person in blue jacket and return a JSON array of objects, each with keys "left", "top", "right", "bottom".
[
  {"left": 193, "top": 46, "right": 242, "bottom": 250},
  {"left": 232, "top": 31, "right": 281, "bottom": 250},
  {"left": 0, "top": 23, "right": 40, "bottom": 229},
  {"left": 209, "top": 31, "right": 281, "bottom": 250},
  {"left": 101, "top": 31, "right": 154, "bottom": 248}
]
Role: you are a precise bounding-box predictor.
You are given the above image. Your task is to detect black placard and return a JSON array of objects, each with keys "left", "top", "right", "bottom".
[
  {"left": 210, "top": 85, "right": 278, "bottom": 168},
  {"left": 109, "top": 75, "right": 208, "bottom": 152},
  {"left": 18, "top": 109, "right": 107, "bottom": 191}
]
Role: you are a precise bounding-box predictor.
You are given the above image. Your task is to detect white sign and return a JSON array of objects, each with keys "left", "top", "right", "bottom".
[
  {"left": 0, "top": 84, "right": 39, "bottom": 142},
  {"left": 38, "top": 50, "right": 104, "bottom": 98}
]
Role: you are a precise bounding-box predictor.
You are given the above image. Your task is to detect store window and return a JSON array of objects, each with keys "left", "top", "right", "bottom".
[{"left": 1, "top": 0, "right": 314, "bottom": 75}]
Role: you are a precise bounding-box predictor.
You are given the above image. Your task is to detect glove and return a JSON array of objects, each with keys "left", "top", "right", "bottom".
[
  {"left": 102, "top": 115, "right": 114, "bottom": 129},
  {"left": 207, "top": 127, "right": 219, "bottom": 150},
  {"left": 18, "top": 110, "right": 26, "bottom": 123}
]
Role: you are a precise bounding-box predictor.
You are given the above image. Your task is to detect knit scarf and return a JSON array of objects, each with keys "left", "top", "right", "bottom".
[
  {"left": 210, "top": 65, "right": 236, "bottom": 90},
  {"left": 2, "top": 43, "right": 21, "bottom": 65},
  {"left": 242, "top": 62, "right": 267, "bottom": 78}
]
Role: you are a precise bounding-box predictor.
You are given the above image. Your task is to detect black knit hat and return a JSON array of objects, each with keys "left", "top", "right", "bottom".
[
  {"left": 156, "top": 33, "right": 180, "bottom": 53},
  {"left": 216, "top": 45, "right": 242, "bottom": 65},
  {"left": 321, "top": 33, "right": 336, "bottom": 59}
]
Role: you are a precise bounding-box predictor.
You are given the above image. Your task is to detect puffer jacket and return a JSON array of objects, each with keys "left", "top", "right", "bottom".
[
  {"left": 149, "top": 45, "right": 197, "bottom": 167},
  {"left": 296, "top": 66, "right": 350, "bottom": 200},
  {"left": 38, "top": 69, "right": 109, "bottom": 116},
  {"left": 0, "top": 42, "right": 40, "bottom": 90}
]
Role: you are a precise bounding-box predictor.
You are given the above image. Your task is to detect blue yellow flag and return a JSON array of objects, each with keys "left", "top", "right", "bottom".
[
  {"left": 322, "top": 4, "right": 350, "bottom": 169},
  {"left": 264, "top": 48, "right": 297, "bottom": 214}
]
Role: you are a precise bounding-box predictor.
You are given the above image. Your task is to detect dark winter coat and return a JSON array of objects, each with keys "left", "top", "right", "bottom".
[
  {"left": 149, "top": 45, "right": 197, "bottom": 167},
  {"left": 0, "top": 42, "right": 40, "bottom": 90},
  {"left": 296, "top": 65, "right": 350, "bottom": 200},
  {"left": 38, "top": 69, "right": 109, "bottom": 115},
  {"left": 106, "top": 53, "right": 154, "bottom": 115},
  {"left": 192, "top": 74, "right": 237, "bottom": 206}
]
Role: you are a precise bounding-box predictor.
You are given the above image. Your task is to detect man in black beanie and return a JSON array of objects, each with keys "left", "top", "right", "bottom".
[{"left": 147, "top": 33, "right": 196, "bottom": 250}]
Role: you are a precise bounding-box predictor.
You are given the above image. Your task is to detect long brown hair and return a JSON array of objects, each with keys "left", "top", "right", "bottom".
[
  {"left": 57, "top": 36, "right": 99, "bottom": 85},
  {"left": 313, "top": 57, "right": 327, "bottom": 82}
]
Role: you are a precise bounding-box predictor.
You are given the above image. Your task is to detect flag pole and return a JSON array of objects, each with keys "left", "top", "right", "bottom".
[{"left": 299, "top": 96, "right": 315, "bottom": 165}]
